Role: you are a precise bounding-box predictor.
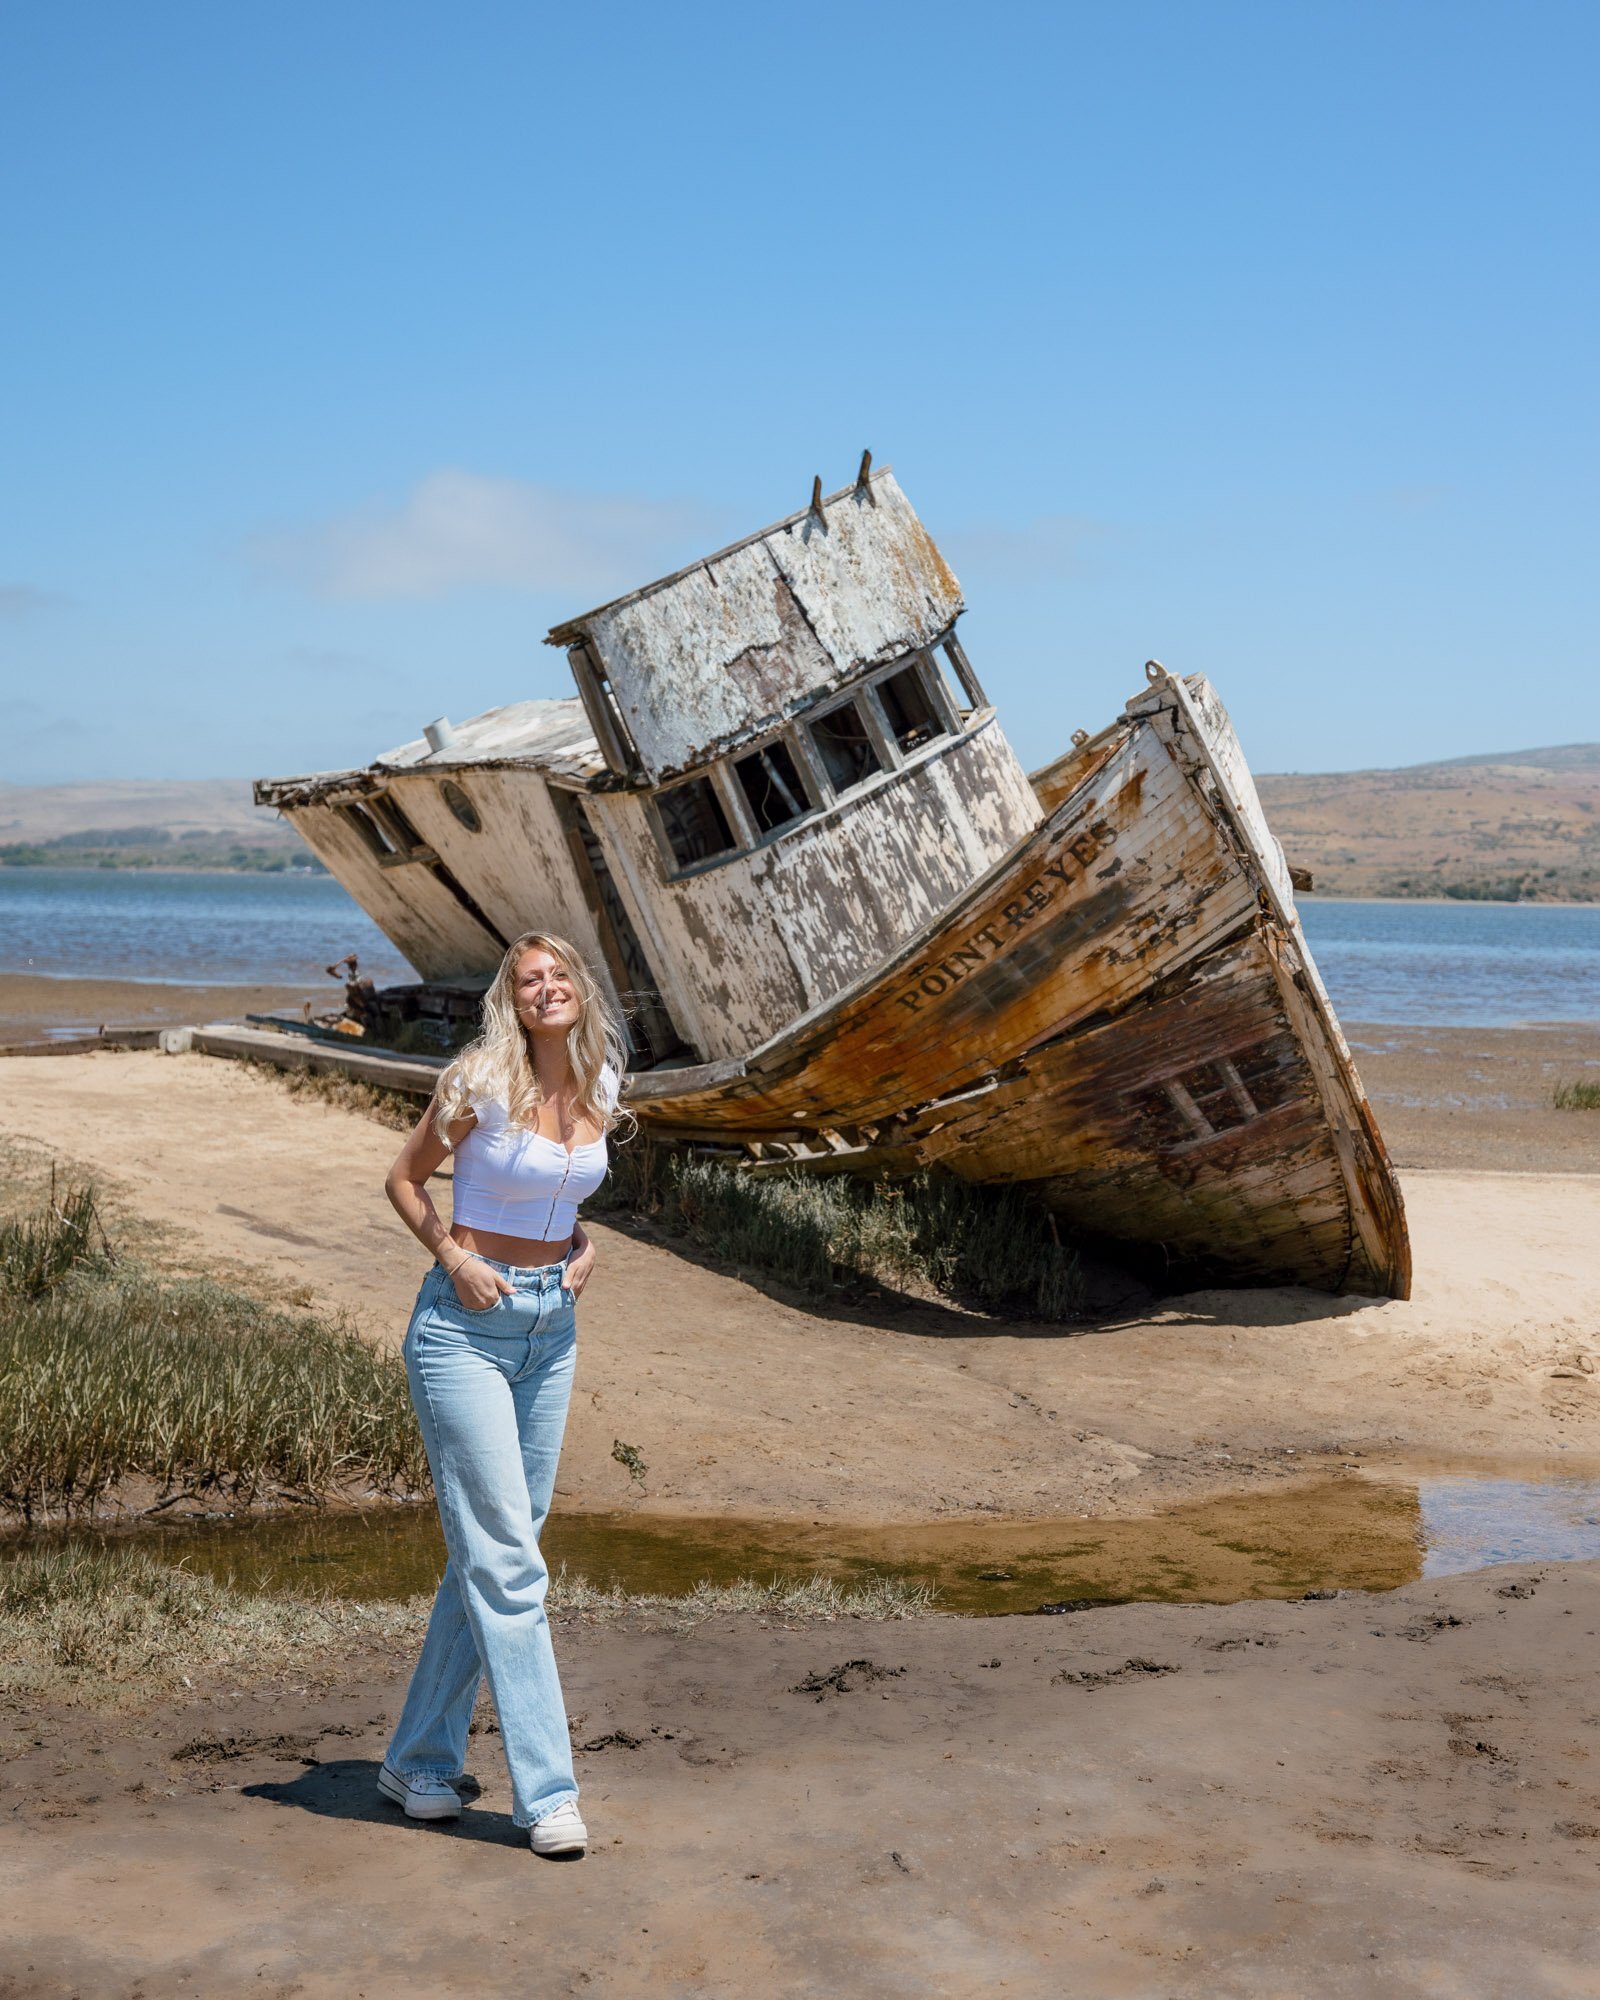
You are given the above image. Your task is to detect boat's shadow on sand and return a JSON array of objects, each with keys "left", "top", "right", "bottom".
[{"left": 600, "top": 1214, "right": 1382, "bottom": 1342}]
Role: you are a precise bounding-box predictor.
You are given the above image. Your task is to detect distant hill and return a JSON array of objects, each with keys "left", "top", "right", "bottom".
[
  {"left": 0, "top": 779, "right": 309, "bottom": 872},
  {"left": 6, "top": 751, "right": 1599, "bottom": 900},
  {"left": 1257, "top": 743, "right": 1600, "bottom": 902},
  {"left": 1422, "top": 743, "right": 1600, "bottom": 774}
]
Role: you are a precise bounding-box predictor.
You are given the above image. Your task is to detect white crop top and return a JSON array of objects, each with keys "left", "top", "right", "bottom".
[{"left": 449, "top": 1066, "right": 617, "bottom": 1240}]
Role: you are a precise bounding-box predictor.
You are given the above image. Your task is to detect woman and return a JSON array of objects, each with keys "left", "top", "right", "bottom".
[{"left": 377, "top": 930, "right": 626, "bottom": 1858}]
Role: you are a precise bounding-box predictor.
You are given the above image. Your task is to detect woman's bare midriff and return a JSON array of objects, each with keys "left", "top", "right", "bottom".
[{"left": 449, "top": 1224, "right": 574, "bottom": 1265}]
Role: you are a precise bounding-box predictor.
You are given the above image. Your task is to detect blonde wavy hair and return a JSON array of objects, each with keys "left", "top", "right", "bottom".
[{"left": 433, "top": 930, "right": 631, "bottom": 1142}]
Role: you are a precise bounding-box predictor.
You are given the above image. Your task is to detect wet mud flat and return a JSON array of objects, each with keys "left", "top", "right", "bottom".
[
  {"left": 1349, "top": 1020, "right": 1600, "bottom": 1174},
  {"left": 2, "top": 1560, "right": 1597, "bottom": 1999}
]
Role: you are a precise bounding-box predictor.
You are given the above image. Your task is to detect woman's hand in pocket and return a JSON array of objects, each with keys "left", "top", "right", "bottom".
[
  {"left": 565, "top": 1226, "right": 597, "bottom": 1299},
  {"left": 450, "top": 1256, "right": 513, "bottom": 1311}
]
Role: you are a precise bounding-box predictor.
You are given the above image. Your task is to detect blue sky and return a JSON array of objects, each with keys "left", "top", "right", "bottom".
[{"left": 3, "top": 0, "right": 1596, "bottom": 786}]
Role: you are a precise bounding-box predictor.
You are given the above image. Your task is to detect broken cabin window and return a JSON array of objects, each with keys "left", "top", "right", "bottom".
[
  {"left": 809, "top": 699, "right": 883, "bottom": 795},
  {"left": 439, "top": 779, "right": 482, "bottom": 833},
  {"left": 876, "top": 661, "right": 948, "bottom": 754},
  {"left": 369, "top": 793, "right": 426, "bottom": 855},
  {"left": 734, "top": 738, "right": 811, "bottom": 835},
  {"left": 656, "top": 774, "right": 738, "bottom": 871},
  {"left": 339, "top": 802, "right": 397, "bottom": 859}
]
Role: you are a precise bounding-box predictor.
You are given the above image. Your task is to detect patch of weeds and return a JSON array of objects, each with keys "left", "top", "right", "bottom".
[
  {"left": 0, "top": 1545, "right": 429, "bottom": 1707},
  {"left": 592, "top": 1143, "right": 1085, "bottom": 1321},
  {"left": 611, "top": 1439, "right": 648, "bottom": 1489},
  {"left": 0, "top": 1550, "right": 941, "bottom": 1707},
  {"left": 1553, "top": 1081, "right": 1600, "bottom": 1112},
  {"left": 0, "top": 1171, "right": 109, "bottom": 1297},
  {"left": 0, "top": 1180, "right": 426, "bottom": 1516}
]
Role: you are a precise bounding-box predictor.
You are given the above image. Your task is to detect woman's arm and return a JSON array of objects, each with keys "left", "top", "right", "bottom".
[{"left": 385, "top": 1100, "right": 512, "bottom": 1310}]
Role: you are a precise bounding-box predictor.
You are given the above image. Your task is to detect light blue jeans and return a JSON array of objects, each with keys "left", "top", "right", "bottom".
[{"left": 386, "top": 1255, "right": 579, "bottom": 1827}]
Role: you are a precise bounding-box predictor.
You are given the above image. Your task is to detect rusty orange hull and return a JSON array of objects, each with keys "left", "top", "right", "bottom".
[{"left": 628, "top": 669, "right": 1411, "bottom": 1298}]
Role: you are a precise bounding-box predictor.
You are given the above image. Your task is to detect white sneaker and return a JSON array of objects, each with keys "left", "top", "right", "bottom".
[
  {"left": 377, "top": 1765, "right": 462, "bottom": 1821},
  {"left": 529, "top": 1799, "right": 587, "bottom": 1856}
]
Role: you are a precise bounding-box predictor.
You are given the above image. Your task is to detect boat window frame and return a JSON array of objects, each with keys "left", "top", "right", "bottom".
[
  {"left": 870, "top": 651, "right": 959, "bottom": 755},
  {"left": 336, "top": 800, "right": 397, "bottom": 860},
  {"left": 336, "top": 792, "right": 436, "bottom": 868},
  {"left": 648, "top": 767, "right": 744, "bottom": 876},
  {"left": 643, "top": 634, "right": 994, "bottom": 882},
  {"left": 806, "top": 691, "right": 892, "bottom": 798},
  {"left": 732, "top": 731, "right": 820, "bottom": 839},
  {"left": 437, "top": 778, "right": 483, "bottom": 834},
  {"left": 939, "top": 634, "right": 988, "bottom": 717}
]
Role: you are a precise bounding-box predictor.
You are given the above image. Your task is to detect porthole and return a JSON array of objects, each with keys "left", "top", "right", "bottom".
[{"left": 439, "top": 779, "right": 482, "bottom": 833}]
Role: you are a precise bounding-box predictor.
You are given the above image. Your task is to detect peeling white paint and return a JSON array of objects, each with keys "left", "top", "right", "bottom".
[{"left": 551, "top": 474, "right": 964, "bottom": 782}]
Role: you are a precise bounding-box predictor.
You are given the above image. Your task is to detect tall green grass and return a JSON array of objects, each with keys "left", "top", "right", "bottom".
[
  {"left": 1552, "top": 1080, "right": 1600, "bottom": 1111},
  {"left": 0, "top": 1182, "right": 426, "bottom": 1518},
  {"left": 593, "top": 1139, "right": 1084, "bottom": 1319},
  {"left": 0, "top": 1170, "right": 107, "bottom": 1297}
]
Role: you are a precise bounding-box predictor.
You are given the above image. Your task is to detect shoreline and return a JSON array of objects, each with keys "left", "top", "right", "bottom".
[{"left": 5, "top": 858, "right": 1598, "bottom": 903}]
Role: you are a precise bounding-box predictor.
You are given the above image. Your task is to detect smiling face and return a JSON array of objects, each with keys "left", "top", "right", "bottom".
[{"left": 512, "top": 946, "right": 582, "bottom": 1036}]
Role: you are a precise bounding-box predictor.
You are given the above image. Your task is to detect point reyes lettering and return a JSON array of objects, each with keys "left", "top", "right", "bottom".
[{"left": 895, "top": 821, "right": 1118, "bottom": 1013}]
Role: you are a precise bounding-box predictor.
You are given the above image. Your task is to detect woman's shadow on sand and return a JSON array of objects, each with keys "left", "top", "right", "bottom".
[{"left": 243, "top": 1761, "right": 545, "bottom": 1850}]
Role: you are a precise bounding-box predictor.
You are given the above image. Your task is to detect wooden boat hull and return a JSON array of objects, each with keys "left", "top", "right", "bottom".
[{"left": 627, "top": 668, "right": 1410, "bottom": 1298}]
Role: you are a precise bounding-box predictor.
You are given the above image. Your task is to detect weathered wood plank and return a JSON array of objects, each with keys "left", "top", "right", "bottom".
[{"left": 188, "top": 1025, "right": 443, "bottom": 1097}]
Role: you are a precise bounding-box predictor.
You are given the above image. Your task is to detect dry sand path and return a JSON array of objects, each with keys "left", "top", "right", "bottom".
[
  {"left": 3, "top": 1048, "right": 1598, "bottom": 1521},
  {"left": 2, "top": 1563, "right": 1596, "bottom": 1998}
]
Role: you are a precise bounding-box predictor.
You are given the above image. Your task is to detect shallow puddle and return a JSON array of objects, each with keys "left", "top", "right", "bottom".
[
  {"left": 3, "top": 1478, "right": 1418, "bottom": 1613},
  {"left": 9, "top": 1470, "right": 1598, "bottom": 1612},
  {"left": 1419, "top": 1476, "right": 1600, "bottom": 1577}
]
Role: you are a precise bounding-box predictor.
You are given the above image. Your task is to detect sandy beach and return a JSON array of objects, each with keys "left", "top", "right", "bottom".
[
  {"left": 0, "top": 1031, "right": 1595, "bottom": 1524},
  {"left": 2, "top": 1013, "right": 1598, "bottom": 1995}
]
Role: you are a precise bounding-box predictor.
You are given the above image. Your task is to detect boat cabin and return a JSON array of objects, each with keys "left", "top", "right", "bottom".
[{"left": 254, "top": 464, "right": 1043, "bottom": 1067}]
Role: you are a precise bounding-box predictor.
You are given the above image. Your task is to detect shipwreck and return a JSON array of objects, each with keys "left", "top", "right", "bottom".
[{"left": 254, "top": 458, "right": 1410, "bottom": 1298}]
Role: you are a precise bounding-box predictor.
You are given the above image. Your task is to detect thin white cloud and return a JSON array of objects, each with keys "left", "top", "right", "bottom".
[
  {"left": 253, "top": 470, "right": 721, "bottom": 603},
  {"left": 944, "top": 514, "right": 1109, "bottom": 584},
  {"left": 0, "top": 701, "right": 114, "bottom": 764},
  {"left": 0, "top": 583, "right": 66, "bottom": 618}
]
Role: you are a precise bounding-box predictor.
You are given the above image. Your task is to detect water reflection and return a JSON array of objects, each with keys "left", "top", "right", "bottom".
[
  {"left": 5, "top": 1478, "right": 1426, "bottom": 1614},
  {"left": 12, "top": 1472, "right": 1598, "bottom": 1611},
  {"left": 1419, "top": 1476, "right": 1600, "bottom": 1577}
]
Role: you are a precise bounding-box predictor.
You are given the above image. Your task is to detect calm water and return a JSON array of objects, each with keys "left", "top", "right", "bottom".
[
  {"left": 0, "top": 867, "right": 408, "bottom": 988},
  {"left": 1419, "top": 1476, "right": 1600, "bottom": 1579},
  {"left": 1298, "top": 898, "right": 1600, "bottom": 1026},
  {"left": 0, "top": 868, "right": 1596, "bottom": 1027}
]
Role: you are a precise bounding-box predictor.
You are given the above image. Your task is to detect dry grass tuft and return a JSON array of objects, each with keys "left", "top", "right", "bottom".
[
  {"left": 0, "top": 1544, "right": 429, "bottom": 1706},
  {"left": 0, "top": 1548, "right": 939, "bottom": 1708},
  {"left": 242, "top": 1059, "right": 422, "bottom": 1130},
  {"left": 1552, "top": 1080, "right": 1600, "bottom": 1111}
]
